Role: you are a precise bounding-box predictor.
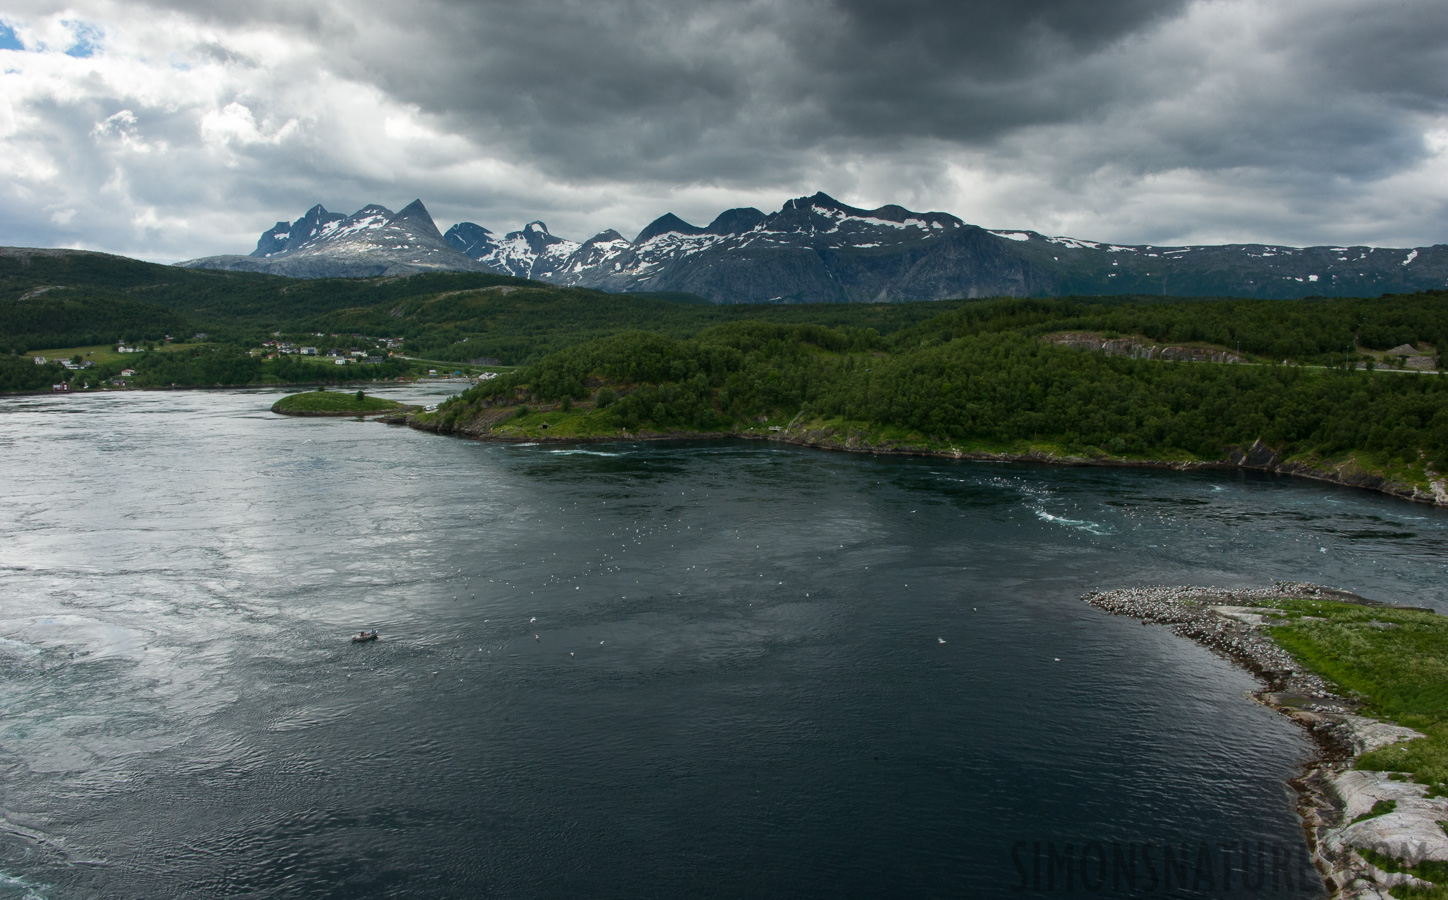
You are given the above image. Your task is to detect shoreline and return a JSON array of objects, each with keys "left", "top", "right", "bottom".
[
  {"left": 1086, "top": 584, "right": 1448, "bottom": 899},
  {"left": 271, "top": 407, "right": 414, "bottom": 417},
  {"left": 398, "top": 413, "right": 1448, "bottom": 509},
  {"left": 0, "top": 376, "right": 477, "bottom": 397}
]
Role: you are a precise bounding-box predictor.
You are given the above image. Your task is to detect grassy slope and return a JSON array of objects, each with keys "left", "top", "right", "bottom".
[
  {"left": 1266, "top": 599, "right": 1448, "bottom": 895},
  {"left": 1270, "top": 600, "right": 1448, "bottom": 789}
]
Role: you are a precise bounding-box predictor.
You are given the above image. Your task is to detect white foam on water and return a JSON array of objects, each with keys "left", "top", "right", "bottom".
[
  {"left": 545, "top": 449, "right": 624, "bottom": 457},
  {"left": 0, "top": 870, "right": 49, "bottom": 900},
  {"left": 1032, "top": 507, "right": 1114, "bottom": 535}
]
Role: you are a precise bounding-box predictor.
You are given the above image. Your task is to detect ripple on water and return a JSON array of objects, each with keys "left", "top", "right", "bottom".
[{"left": 1, "top": 391, "right": 1444, "bottom": 896}]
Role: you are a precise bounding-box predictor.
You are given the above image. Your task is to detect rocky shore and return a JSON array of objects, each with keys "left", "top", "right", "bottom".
[{"left": 1086, "top": 584, "right": 1448, "bottom": 899}]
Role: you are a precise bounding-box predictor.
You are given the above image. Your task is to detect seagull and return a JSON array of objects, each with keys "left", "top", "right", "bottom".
[
  {"left": 530, "top": 617, "right": 536, "bottom": 623},
  {"left": 937, "top": 637, "right": 946, "bottom": 644},
  {"left": 1053, "top": 657, "right": 1060, "bottom": 662},
  {"left": 534, "top": 634, "right": 539, "bottom": 641},
  {"left": 569, "top": 652, "right": 574, "bottom": 658},
  {"left": 599, "top": 640, "right": 605, "bottom": 645}
]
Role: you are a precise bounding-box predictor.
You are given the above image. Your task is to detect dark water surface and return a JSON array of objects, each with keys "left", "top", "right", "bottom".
[{"left": 3, "top": 388, "right": 1447, "bottom": 899}]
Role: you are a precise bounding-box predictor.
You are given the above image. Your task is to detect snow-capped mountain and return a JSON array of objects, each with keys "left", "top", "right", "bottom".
[
  {"left": 184, "top": 193, "right": 1448, "bottom": 302},
  {"left": 443, "top": 221, "right": 580, "bottom": 280},
  {"left": 253, "top": 204, "right": 346, "bottom": 257},
  {"left": 178, "top": 200, "right": 495, "bottom": 279}
]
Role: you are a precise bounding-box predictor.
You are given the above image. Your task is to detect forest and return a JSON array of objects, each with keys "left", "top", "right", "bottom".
[{"left": 438, "top": 314, "right": 1448, "bottom": 480}]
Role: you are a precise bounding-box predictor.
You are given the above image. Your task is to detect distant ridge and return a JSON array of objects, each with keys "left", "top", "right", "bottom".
[
  {"left": 179, "top": 200, "right": 495, "bottom": 279},
  {"left": 182, "top": 194, "right": 1448, "bottom": 302}
]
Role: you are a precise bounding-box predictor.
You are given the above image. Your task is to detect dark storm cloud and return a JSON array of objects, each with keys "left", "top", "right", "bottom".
[
  {"left": 3, "top": 0, "right": 1447, "bottom": 256},
  {"left": 329, "top": 0, "right": 1200, "bottom": 182},
  {"left": 228, "top": 0, "right": 1447, "bottom": 199}
]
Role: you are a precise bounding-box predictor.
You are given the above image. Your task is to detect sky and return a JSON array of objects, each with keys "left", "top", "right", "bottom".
[{"left": 1, "top": 0, "right": 1446, "bottom": 262}]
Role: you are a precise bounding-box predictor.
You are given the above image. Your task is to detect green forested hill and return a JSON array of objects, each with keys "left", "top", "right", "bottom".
[{"left": 433, "top": 313, "right": 1448, "bottom": 494}]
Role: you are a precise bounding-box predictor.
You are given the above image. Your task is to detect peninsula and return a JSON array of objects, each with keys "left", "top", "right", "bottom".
[{"left": 1087, "top": 584, "right": 1448, "bottom": 898}]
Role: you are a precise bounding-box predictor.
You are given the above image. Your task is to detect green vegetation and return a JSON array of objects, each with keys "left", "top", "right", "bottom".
[
  {"left": 3, "top": 251, "right": 1446, "bottom": 489},
  {"left": 1353, "top": 799, "right": 1399, "bottom": 823},
  {"left": 271, "top": 389, "right": 405, "bottom": 414},
  {"left": 1240, "top": 597, "right": 1448, "bottom": 897},
  {"left": 1357, "top": 846, "right": 1448, "bottom": 898},
  {"left": 431, "top": 318, "right": 1448, "bottom": 486},
  {"left": 1267, "top": 600, "right": 1448, "bottom": 790}
]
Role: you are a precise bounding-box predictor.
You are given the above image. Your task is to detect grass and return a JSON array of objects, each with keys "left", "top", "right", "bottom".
[
  {"left": 1256, "top": 597, "right": 1448, "bottom": 893},
  {"left": 1356, "top": 847, "right": 1448, "bottom": 898},
  {"left": 1353, "top": 799, "right": 1399, "bottom": 823},
  {"left": 271, "top": 389, "right": 406, "bottom": 414},
  {"left": 1265, "top": 599, "right": 1448, "bottom": 791},
  {"left": 25, "top": 342, "right": 204, "bottom": 366}
]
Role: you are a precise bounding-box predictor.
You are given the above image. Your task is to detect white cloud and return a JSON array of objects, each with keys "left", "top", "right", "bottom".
[{"left": 0, "top": 0, "right": 1443, "bottom": 261}]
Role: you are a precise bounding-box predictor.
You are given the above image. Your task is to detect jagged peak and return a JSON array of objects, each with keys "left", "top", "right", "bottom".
[
  {"left": 782, "top": 191, "right": 854, "bottom": 214},
  {"left": 387, "top": 199, "right": 445, "bottom": 242},
  {"left": 524, "top": 221, "right": 550, "bottom": 234},
  {"left": 392, "top": 198, "right": 429, "bottom": 218},
  {"left": 349, "top": 203, "right": 395, "bottom": 220}
]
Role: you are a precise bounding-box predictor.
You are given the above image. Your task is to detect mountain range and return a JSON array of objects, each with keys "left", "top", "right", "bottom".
[{"left": 179, "top": 194, "right": 1448, "bottom": 303}]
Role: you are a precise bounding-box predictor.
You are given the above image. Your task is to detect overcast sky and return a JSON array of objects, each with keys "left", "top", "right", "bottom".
[{"left": 2, "top": 0, "right": 1446, "bottom": 261}]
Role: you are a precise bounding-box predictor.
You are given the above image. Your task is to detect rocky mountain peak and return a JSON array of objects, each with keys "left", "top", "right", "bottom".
[
  {"left": 443, "top": 222, "right": 498, "bottom": 259},
  {"left": 706, "top": 207, "right": 766, "bottom": 235},
  {"left": 634, "top": 213, "right": 707, "bottom": 245},
  {"left": 197, "top": 192, "right": 1448, "bottom": 303},
  {"left": 388, "top": 199, "right": 446, "bottom": 242},
  {"left": 584, "top": 229, "right": 628, "bottom": 246},
  {"left": 252, "top": 203, "right": 345, "bottom": 258}
]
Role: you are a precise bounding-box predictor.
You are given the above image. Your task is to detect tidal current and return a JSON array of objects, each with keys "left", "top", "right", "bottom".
[{"left": 2, "top": 388, "right": 1447, "bottom": 899}]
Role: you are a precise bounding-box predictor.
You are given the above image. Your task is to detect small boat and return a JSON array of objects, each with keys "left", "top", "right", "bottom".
[{"left": 352, "top": 630, "right": 379, "bottom": 643}]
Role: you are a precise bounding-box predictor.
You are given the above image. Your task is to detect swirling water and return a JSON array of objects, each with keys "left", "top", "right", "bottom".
[{"left": 2, "top": 388, "right": 1446, "bottom": 899}]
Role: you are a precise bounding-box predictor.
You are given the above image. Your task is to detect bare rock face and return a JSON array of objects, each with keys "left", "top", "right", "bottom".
[
  {"left": 179, "top": 200, "right": 496, "bottom": 278},
  {"left": 1044, "top": 332, "right": 1247, "bottom": 363}
]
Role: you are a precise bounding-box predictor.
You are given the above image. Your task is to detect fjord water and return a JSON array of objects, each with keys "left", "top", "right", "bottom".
[{"left": 3, "top": 390, "right": 1447, "bottom": 899}]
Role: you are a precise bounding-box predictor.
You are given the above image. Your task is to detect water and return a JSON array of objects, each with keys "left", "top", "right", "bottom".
[{"left": 2, "top": 388, "right": 1446, "bottom": 898}]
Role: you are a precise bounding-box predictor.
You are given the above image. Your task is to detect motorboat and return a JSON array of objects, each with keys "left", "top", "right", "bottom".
[{"left": 352, "top": 630, "right": 379, "bottom": 643}]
